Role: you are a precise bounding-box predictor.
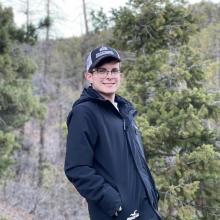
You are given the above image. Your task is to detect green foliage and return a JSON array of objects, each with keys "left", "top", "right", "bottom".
[
  {"left": 41, "top": 162, "right": 58, "bottom": 189},
  {"left": 154, "top": 144, "right": 220, "bottom": 219},
  {"left": 39, "top": 16, "right": 52, "bottom": 29},
  {"left": 91, "top": 8, "right": 110, "bottom": 33},
  {"left": 0, "top": 45, "right": 45, "bottom": 131},
  {"left": 0, "top": 5, "right": 38, "bottom": 46},
  {"left": 126, "top": 47, "right": 220, "bottom": 219},
  {"left": 0, "top": 6, "right": 15, "bottom": 53},
  {"left": 90, "top": 0, "right": 198, "bottom": 53},
  {"left": 0, "top": 4, "right": 45, "bottom": 179},
  {"left": 0, "top": 80, "right": 44, "bottom": 131},
  {"left": 0, "top": 131, "right": 19, "bottom": 177},
  {"left": 128, "top": 46, "right": 219, "bottom": 155},
  {"left": 110, "top": 0, "right": 197, "bottom": 54},
  {"left": 0, "top": 217, "right": 9, "bottom": 220}
]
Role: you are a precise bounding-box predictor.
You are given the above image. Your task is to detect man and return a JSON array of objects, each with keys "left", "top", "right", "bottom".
[{"left": 64, "top": 46, "right": 161, "bottom": 220}]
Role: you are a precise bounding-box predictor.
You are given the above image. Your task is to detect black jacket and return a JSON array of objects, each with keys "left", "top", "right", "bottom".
[{"left": 65, "top": 87, "right": 161, "bottom": 220}]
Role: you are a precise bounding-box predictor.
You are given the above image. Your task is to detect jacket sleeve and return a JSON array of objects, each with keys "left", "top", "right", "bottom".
[{"left": 64, "top": 105, "right": 122, "bottom": 217}]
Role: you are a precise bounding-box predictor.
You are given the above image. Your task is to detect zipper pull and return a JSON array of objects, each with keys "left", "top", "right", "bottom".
[{"left": 123, "top": 120, "right": 126, "bottom": 130}]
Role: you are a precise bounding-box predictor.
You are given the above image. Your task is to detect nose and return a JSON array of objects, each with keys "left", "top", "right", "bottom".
[
  {"left": 106, "top": 72, "right": 115, "bottom": 79},
  {"left": 106, "top": 71, "right": 112, "bottom": 76}
]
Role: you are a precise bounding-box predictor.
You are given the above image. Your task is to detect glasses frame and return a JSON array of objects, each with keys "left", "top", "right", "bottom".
[{"left": 91, "top": 67, "right": 121, "bottom": 78}]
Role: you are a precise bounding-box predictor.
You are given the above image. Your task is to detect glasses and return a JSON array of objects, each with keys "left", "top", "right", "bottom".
[{"left": 92, "top": 67, "right": 121, "bottom": 78}]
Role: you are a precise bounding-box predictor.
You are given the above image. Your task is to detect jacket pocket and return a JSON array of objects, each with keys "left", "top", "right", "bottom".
[
  {"left": 97, "top": 183, "right": 122, "bottom": 217},
  {"left": 114, "top": 186, "right": 142, "bottom": 219}
]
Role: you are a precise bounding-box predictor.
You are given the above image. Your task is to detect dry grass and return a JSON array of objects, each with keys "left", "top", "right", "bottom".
[{"left": 0, "top": 201, "right": 35, "bottom": 220}]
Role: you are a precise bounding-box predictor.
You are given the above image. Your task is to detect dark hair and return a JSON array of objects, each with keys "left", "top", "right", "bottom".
[{"left": 94, "top": 57, "right": 120, "bottom": 69}]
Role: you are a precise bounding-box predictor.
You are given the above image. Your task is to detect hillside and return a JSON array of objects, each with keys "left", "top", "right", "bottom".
[
  {"left": 0, "top": 201, "right": 34, "bottom": 220},
  {"left": 0, "top": 1, "right": 220, "bottom": 220}
]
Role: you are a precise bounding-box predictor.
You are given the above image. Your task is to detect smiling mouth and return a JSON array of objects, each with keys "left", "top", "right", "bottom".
[{"left": 103, "top": 83, "right": 115, "bottom": 85}]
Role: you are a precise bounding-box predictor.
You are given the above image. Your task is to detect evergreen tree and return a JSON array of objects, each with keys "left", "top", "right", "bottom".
[
  {"left": 125, "top": 47, "right": 220, "bottom": 219},
  {"left": 0, "top": 5, "right": 44, "bottom": 178},
  {"left": 110, "top": 0, "right": 197, "bottom": 54}
]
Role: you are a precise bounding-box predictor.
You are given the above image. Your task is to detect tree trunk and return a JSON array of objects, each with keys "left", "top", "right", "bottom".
[{"left": 82, "top": 0, "right": 89, "bottom": 35}]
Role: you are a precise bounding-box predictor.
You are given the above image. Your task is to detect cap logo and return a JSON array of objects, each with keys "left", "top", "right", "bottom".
[
  {"left": 96, "top": 51, "right": 114, "bottom": 58},
  {"left": 99, "top": 46, "right": 108, "bottom": 51}
]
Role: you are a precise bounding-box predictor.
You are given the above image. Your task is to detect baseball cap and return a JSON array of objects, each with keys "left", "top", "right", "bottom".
[{"left": 86, "top": 46, "right": 121, "bottom": 72}]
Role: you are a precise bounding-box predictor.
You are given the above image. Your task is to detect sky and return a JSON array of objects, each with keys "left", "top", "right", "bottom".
[
  {"left": 1, "top": 0, "right": 127, "bottom": 38},
  {"left": 1, "top": 0, "right": 220, "bottom": 39}
]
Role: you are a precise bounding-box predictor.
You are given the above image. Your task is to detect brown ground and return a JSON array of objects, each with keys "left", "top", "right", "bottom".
[{"left": 0, "top": 201, "right": 34, "bottom": 220}]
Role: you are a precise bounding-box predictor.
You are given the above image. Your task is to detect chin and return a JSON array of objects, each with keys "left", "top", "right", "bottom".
[
  {"left": 103, "top": 88, "right": 117, "bottom": 94},
  {"left": 93, "top": 84, "right": 119, "bottom": 96}
]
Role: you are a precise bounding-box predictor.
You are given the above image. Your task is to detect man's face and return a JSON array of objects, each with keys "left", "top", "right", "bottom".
[{"left": 86, "top": 61, "right": 122, "bottom": 101}]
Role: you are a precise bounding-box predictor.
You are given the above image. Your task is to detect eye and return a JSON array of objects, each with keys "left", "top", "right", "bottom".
[
  {"left": 111, "top": 69, "right": 120, "bottom": 74},
  {"left": 97, "top": 68, "right": 107, "bottom": 74}
]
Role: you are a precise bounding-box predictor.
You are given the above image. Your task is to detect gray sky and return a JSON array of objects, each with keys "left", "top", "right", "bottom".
[
  {"left": 1, "top": 0, "right": 220, "bottom": 39},
  {"left": 2, "top": 0, "right": 127, "bottom": 38}
]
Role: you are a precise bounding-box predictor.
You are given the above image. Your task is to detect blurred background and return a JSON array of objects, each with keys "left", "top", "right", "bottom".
[{"left": 0, "top": 0, "right": 220, "bottom": 219}]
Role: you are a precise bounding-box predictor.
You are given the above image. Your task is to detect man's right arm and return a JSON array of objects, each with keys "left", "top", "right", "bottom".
[{"left": 64, "top": 105, "right": 122, "bottom": 217}]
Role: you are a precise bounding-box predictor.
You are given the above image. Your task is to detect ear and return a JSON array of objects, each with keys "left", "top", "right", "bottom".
[{"left": 85, "top": 72, "right": 93, "bottom": 84}]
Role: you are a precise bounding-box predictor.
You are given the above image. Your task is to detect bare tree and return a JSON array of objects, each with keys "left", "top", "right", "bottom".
[
  {"left": 38, "top": 0, "right": 52, "bottom": 187},
  {"left": 25, "top": 0, "right": 30, "bottom": 31},
  {"left": 82, "top": 0, "right": 89, "bottom": 35},
  {"left": 45, "top": 0, "right": 50, "bottom": 41}
]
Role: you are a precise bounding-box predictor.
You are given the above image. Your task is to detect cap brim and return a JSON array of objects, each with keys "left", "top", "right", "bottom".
[{"left": 89, "top": 55, "right": 121, "bottom": 72}]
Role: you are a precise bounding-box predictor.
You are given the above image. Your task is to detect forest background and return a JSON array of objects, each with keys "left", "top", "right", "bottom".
[{"left": 0, "top": 0, "right": 220, "bottom": 220}]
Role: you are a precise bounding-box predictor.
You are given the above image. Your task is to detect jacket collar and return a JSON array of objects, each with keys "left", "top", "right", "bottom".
[{"left": 73, "top": 86, "right": 137, "bottom": 116}]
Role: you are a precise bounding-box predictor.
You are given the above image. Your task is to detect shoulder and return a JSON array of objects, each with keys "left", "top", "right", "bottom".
[
  {"left": 68, "top": 101, "right": 102, "bottom": 124},
  {"left": 72, "top": 101, "right": 99, "bottom": 115},
  {"left": 67, "top": 102, "right": 98, "bottom": 127}
]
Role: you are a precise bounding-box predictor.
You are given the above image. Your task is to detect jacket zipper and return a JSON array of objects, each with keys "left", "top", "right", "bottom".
[{"left": 123, "top": 124, "right": 162, "bottom": 220}]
